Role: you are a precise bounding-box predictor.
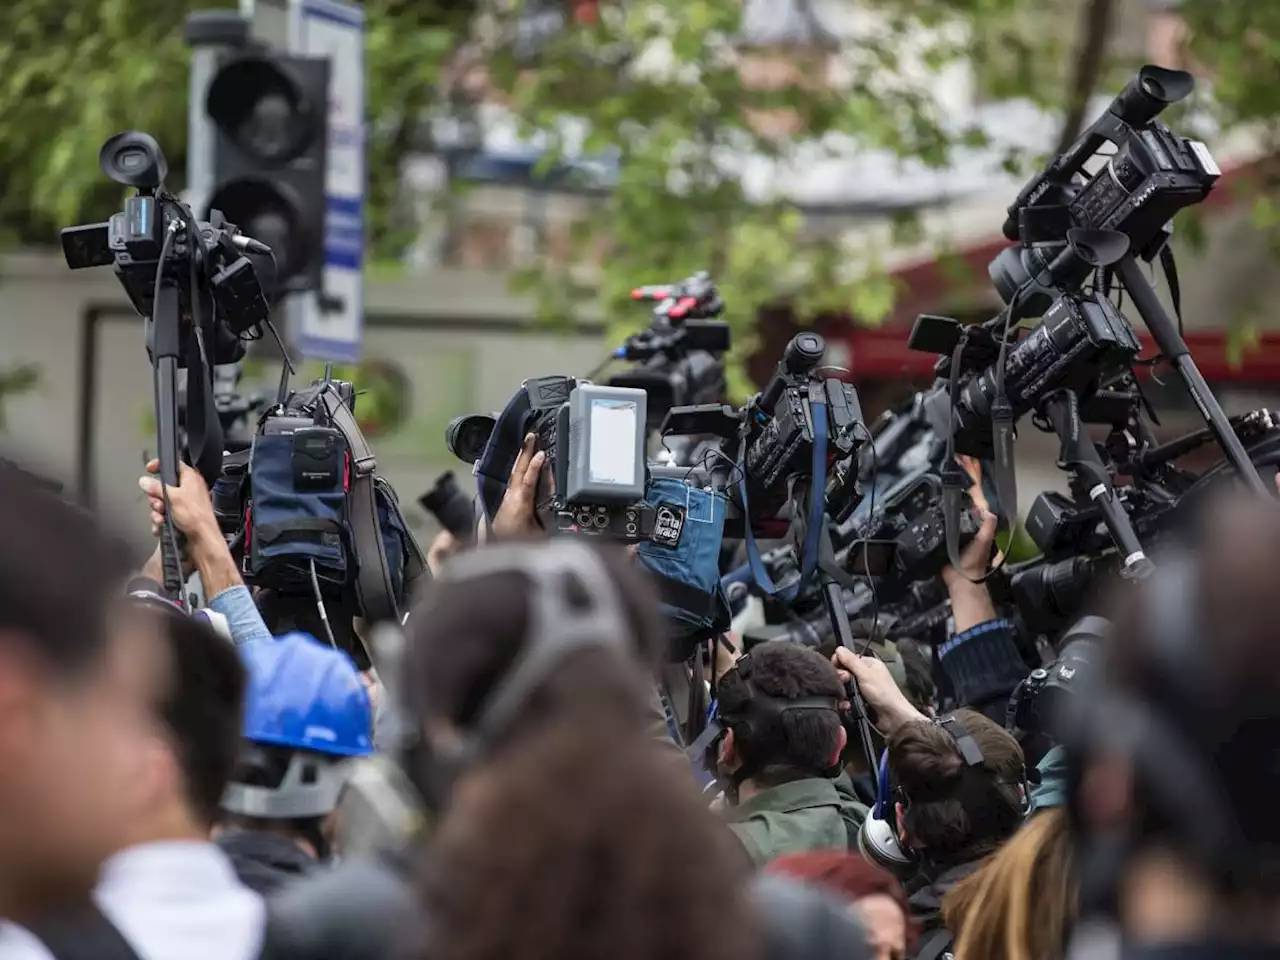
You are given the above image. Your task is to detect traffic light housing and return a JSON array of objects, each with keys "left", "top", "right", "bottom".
[{"left": 206, "top": 52, "right": 330, "bottom": 300}]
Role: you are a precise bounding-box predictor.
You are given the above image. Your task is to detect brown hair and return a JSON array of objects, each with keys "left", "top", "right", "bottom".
[
  {"left": 943, "top": 809, "right": 1076, "bottom": 960},
  {"left": 766, "top": 852, "right": 919, "bottom": 951},
  {"left": 409, "top": 543, "right": 758, "bottom": 960},
  {"left": 888, "top": 708, "right": 1026, "bottom": 865}
]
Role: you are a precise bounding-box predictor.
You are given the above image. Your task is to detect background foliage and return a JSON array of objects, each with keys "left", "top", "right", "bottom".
[{"left": 0, "top": 0, "right": 1274, "bottom": 395}]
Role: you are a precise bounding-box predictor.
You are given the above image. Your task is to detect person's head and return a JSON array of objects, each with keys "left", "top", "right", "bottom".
[
  {"left": 943, "top": 809, "right": 1075, "bottom": 960},
  {"left": 1066, "top": 497, "right": 1280, "bottom": 943},
  {"left": 122, "top": 597, "right": 247, "bottom": 844},
  {"left": 888, "top": 708, "right": 1027, "bottom": 868},
  {"left": 767, "top": 852, "right": 916, "bottom": 960},
  {"left": 0, "top": 465, "right": 157, "bottom": 921},
  {"left": 713, "top": 641, "right": 847, "bottom": 794},
  {"left": 408, "top": 540, "right": 758, "bottom": 960},
  {"left": 219, "top": 632, "right": 373, "bottom": 859}
]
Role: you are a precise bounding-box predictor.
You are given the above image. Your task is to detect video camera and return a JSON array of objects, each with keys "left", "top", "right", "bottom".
[
  {"left": 61, "top": 130, "right": 274, "bottom": 598},
  {"left": 525, "top": 376, "right": 657, "bottom": 542},
  {"left": 843, "top": 470, "right": 982, "bottom": 595},
  {"left": 664, "top": 332, "right": 865, "bottom": 537},
  {"left": 911, "top": 290, "right": 1142, "bottom": 461},
  {"left": 992, "top": 65, "right": 1218, "bottom": 320},
  {"left": 607, "top": 272, "right": 731, "bottom": 429}
]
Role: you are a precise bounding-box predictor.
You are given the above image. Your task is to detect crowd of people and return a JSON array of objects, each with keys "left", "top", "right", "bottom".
[{"left": 0, "top": 425, "right": 1277, "bottom": 960}]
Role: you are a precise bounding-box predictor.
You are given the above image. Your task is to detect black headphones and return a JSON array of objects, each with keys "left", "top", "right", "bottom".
[{"left": 688, "top": 651, "right": 842, "bottom": 785}]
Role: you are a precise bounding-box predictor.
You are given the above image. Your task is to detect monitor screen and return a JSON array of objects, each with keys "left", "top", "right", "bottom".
[{"left": 589, "top": 398, "right": 638, "bottom": 486}]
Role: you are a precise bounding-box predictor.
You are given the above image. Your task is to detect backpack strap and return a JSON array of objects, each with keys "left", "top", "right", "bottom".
[
  {"left": 841, "top": 808, "right": 860, "bottom": 852},
  {"left": 915, "top": 927, "right": 955, "bottom": 960},
  {"left": 318, "top": 387, "right": 399, "bottom": 629},
  {"left": 24, "top": 903, "right": 141, "bottom": 960}
]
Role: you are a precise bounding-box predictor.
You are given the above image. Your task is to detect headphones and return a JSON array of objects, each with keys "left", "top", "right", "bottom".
[
  {"left": 859, "top": 713, "right": 1027, "bottom": 878},
  {"left": 687, "top": 651, "right": 842, "bottom": 786},
  {"left": 415, "top": 540, "right": 637, "bottom": 807}
]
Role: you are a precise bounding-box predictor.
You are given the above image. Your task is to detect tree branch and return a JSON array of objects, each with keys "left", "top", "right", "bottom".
[{"left": 1053, "top": 0, "right": 1118, "bottom": 156}]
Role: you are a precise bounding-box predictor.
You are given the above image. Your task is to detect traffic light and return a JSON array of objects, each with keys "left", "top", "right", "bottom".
[{"left": 205, "top": 51, "right": 330, "bottom": 299}]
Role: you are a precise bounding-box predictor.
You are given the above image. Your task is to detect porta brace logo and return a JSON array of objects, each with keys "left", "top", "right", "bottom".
[{"left": 652, "top": 504, "right": 685, "bottom": 548}]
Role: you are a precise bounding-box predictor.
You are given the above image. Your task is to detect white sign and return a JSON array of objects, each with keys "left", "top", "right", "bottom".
[{"left": 291, "top": 0, "right": 365, "bottom": 362}]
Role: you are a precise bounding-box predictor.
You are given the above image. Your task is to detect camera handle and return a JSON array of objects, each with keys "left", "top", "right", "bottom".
[
  {"left": 1115, "top": 254, "right": 1271, "bottom": 498},
  {"left": 147, "top": 280, "right": 187, "bottom": 599},
  {"left": 1041, "top": 390, "right": 1154, "bottom": 580}
]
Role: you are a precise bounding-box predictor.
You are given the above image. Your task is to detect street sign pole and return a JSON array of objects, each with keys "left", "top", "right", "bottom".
[{"left": 288, "top": 0, "right": 366, "bottom": 363}]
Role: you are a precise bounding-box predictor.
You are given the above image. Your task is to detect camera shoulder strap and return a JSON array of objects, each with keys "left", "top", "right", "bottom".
[
  {"left": 915, "top": 927, "right": 955, "bottom": 960},
  {"left": 318, "top": 387, "right": 399, "bottom": 627},
  {"left": 24, "top": 903, "right": 141, "bottom": 960}
]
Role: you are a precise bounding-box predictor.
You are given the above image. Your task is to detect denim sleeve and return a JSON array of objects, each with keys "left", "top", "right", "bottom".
[{"left": 207, "top": 584, "right": 274, "bottom": 648}]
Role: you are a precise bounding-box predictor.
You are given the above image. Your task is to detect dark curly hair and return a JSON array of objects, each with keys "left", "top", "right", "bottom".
[
  {"left": 408, "top": 542, "right": 759, "bottom": 960},
  {"left": 889, "top": 708, "right": 1025, "bottom": 866},
  {"left": 715, "top": 641, "right": 845, "bottom": 785}
]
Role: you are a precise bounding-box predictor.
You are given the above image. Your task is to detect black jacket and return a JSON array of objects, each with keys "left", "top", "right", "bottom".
[
  {"left": 217, "top": 830, "right": 318, "bottom": 895},
  {"left": 905, "top": 860, "right": 983, "bottom": 942}
]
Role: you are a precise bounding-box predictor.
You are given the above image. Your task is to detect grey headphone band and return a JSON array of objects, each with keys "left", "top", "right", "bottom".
[
  {"left": 935, "top": 713, "right": 985, "bottom": 767},
  {"left": 433, "top": 541, "right": 635, "bottom": 745}
]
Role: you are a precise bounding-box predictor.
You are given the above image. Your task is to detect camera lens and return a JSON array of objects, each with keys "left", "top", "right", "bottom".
[
  {"left": 445, "top": 415, "right": 497, "bottom": 465},
  {"left": 988, "top": 246, "right": 1031, "bottom": 305}
]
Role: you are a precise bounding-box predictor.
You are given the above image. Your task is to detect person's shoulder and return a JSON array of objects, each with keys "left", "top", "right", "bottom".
[
  {"left": 0, "top": 922, "right": 56, "bottom": 960},
  {"left": 727, "top": 784, "right": 849, "bottom": 864},
  {"left": 261, "top": 856, "right": 420, "bottom": 960}
]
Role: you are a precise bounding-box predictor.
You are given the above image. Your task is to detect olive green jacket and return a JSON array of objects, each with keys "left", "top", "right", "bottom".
[{"left": 726, "top": 777, "right": 869, "bottom": 868}]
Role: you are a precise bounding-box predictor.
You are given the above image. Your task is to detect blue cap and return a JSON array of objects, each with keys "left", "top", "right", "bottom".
[{"left": 240, "top": 633, "right": 373, "bottom": 758}]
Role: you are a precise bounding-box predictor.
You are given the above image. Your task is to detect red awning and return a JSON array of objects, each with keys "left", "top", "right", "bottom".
[{"left": 838, "top": 325, "right": 1280, "bottom": 383}]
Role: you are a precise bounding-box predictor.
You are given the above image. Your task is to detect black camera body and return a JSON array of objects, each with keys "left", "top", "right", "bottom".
[
  {"left": 419, "top": 472, "right": 475, "bottom": 541},
  {"left": 663, "top": 333, "right": 866, "bottom": 537},
  {"left": 993, "top": 67, "right": 1218, "bottom": 319},
  {"left": 611, "top": 272, "right": 731, "bottom": 429},
  {"left": 63, "top": 197, "right": 271, "bottom": 363},
  {"left": 1006, "top": 627, "right": 1102, "bottom": 738},
  {"left": 913, "top": 290, "right": 1141, "bottom": 458},
  {"left": 524, "top": 376, "right": 657, "bottom": 543},
  {"left": 844, "top": 471, "right": 981, "bottom": 593}
]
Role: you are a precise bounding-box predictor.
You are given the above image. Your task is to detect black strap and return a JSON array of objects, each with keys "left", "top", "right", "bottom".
[
  {"left": 25, "top": 903, "right": 141, "bottom": 960},
  {"left": 319, "top": 387, "right": 400, "bottom": 629},
  {"left": 254, "top": 518, "right": 347, "bottom": 546},
  {"left": 1159, "top": 244, "right": 1182, "bottom": 333},
  {"left": 915, "top": 927, "right": 955, "bottom": 960}
]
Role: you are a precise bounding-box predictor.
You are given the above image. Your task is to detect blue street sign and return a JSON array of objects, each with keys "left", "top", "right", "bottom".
[{"left": 291, "top": 0, "right": 365, "bottom": 362}]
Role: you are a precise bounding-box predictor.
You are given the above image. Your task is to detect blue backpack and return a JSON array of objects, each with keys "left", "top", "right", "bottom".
[{"left": 228, "top": 379, "right": 427, "bottom": 629}]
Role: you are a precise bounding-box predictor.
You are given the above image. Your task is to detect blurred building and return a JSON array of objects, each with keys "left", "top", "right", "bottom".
[{"left": 0, "top": 0, "right": 1274, "bottom": 536}]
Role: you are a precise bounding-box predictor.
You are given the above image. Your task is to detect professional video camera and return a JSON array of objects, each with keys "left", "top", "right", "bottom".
[
  {"left": 527, "top": 377, "right": 658, "bottom": 541},
  {"left": 606, "top": 272, "right": 732, "bottom": 429},
  {"left": 61, "top": 131, "right": 274, "bottom": 598},
  {"left": 901, "top": 65, "right": 1275, "bottom": 589},
  {"left": 664, "top": 332, "right": 864, "bottom": 536},
  {"left": 843, "top": 470, "right": 982, "bottom": 593}
]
